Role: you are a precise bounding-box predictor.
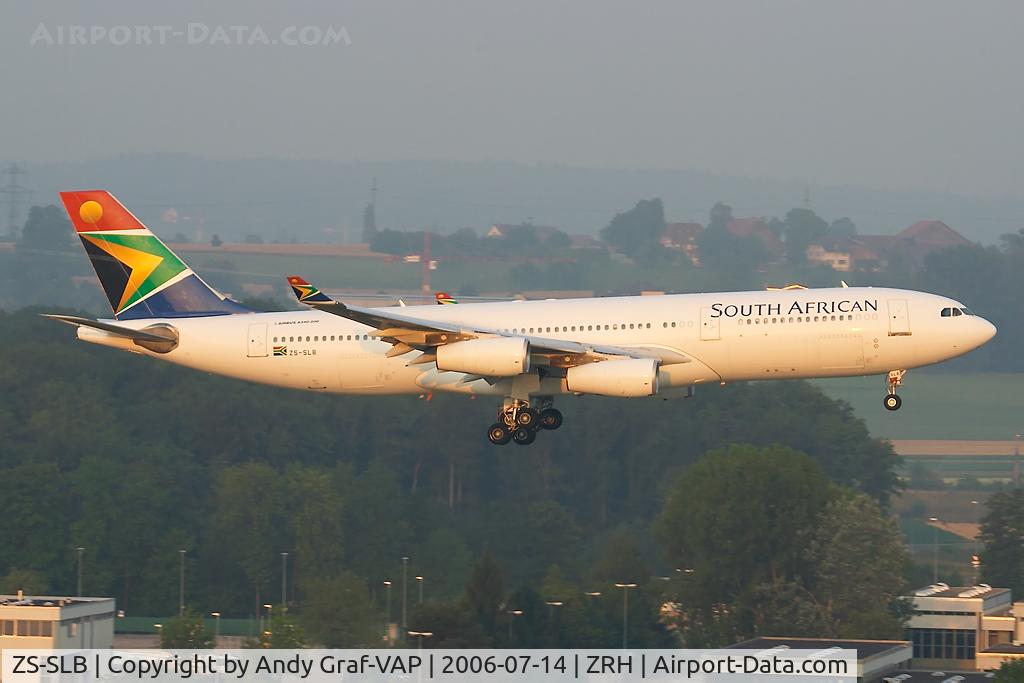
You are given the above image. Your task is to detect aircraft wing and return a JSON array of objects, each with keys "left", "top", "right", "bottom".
[{"left": 286, "top": 276, "right": 689, "bottom": 367}]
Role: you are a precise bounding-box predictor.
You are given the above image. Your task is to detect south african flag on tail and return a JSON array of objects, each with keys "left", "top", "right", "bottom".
[
  {"left": 287, "top": 276, "right": 334, "bottom": 303},
  {"left": 435, "top": 291, "right": 458, "bottom": 305}
]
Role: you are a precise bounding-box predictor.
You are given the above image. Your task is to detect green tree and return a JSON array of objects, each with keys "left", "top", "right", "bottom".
[
  {"left": 828, "top": 217, "right": 857, "bottom": 238},
  {"left": 590, "top": 526, "right": 650, "bottom": 585},
  {"left": 465, "top": 551, "right": 504, "bottom": 636},
  {"left": 408, "top": 600, "right": 489, "bottom": 648},
  {"left": 994, "top": 658, "right": 1024, "bottom": 682},
  {"left": 300, "top": 572, "right": 380, "bottom": 647},
  {"left": 285, "top": 464, "right": 345, "bottom": 587},
  {"left": 708, "top": 201, "right": 733, "bottom": 232},
  {"left": 0, "top": 568, "right": 48, "bottom": 595},
  {"left": 783, "top": 208, "right": 828, "bottom": 264},
  {"left": 160, "top": 610, "right": 214, "bottom": 648},
  {"left": 745, "top": 580, "right": 830, "bottom": 637},
  {"left": 980, "top": 488, "right": 1024, "bottom": 595},
  {"left": 255, "top": 612, "right": 308, "bottom": 648},
  {"left": 209, "top": 463, "right": 289, "bottom": 608},
  {"left": 17, "top": 205, "right": 72, "bottom": 252},
  {"left": 656, "top": 444, "right": 831, "bottom": 603},
  {"left": 804, "top": 492, "right": 910, "bottom": 638},
  {"left": 600, "top": 198, "right": 667, "bottom": 264}
]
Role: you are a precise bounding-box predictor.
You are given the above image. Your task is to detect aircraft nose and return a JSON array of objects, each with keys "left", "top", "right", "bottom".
[
  {"left": 980, "top": 317, "right": 997, "bottom": 343},
  {"left": 972, "top": 316, "right": 997, "bottom": 348}
]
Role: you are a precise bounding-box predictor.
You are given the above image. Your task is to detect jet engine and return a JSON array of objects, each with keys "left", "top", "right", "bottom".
[
  {"left": 566, "top": 358, "right": 659, "bottom": 397},
  {"left": 435, "top": 336, "right": 531, "bottom": 376}
]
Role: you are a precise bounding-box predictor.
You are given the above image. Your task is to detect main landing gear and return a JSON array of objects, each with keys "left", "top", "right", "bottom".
[
  {"left": 487, "top": 398, "right": 563, "bottom": 446},
  {"left": 884, "top": 369, "right": 906, "bottom": 411}
]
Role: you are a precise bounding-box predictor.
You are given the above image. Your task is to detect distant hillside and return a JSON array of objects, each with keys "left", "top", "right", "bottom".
[{"left": 10, "top": 155, "right": 1024, "bottom": 243}]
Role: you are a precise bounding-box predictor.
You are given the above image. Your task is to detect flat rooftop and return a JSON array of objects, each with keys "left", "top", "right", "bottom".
[
  {"left": 912, "top": 584, "right": 1011, "bottom": 600},
  {"left": 0, "top": 595, "right": 112, "bottom": 607},
  {"left": 885, "top": 672, "right": 997, "bottom": 682},
  {"left": 727, "top": 636, "right": 909, "bottom": 658}
]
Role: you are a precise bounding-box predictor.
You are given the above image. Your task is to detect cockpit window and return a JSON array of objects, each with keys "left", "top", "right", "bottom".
[
  {"left": 952, "top": 308, "right": 962, "bottom": 316},
  {"left": 941, "top": 307, "right": 952, "bottom": 317},
  {"left": 960, "top": 307, "right": 975, "bottom": 316}
]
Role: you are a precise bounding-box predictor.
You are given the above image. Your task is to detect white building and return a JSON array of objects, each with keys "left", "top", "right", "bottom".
[
  {"left": 907, "top": 583, "right": 1024, "bottom": 671},
  {"left": 0, "top": 593, "right": 115, "bottom": 650}
]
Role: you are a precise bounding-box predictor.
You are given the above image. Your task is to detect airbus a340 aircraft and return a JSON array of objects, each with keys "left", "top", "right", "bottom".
[{"left": 50, "top": 190, "right": 996, "bottom": 445}]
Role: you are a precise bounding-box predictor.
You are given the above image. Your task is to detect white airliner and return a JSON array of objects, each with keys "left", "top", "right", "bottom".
[{"left": 50, "top": 190, "right": 997, "bottom": 445}]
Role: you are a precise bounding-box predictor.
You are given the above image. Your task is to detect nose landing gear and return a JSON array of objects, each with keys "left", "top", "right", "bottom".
[
  {"left": 884, "top": 369, "right": 906, "bottom": 411},
  {"left": 486, "top": 398, "right": 563, "bottom": 445}
]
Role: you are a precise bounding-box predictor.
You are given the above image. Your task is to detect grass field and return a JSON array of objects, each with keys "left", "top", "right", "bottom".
[{"left": 814, "top": 372, "right": 1024, "bottom": 440}]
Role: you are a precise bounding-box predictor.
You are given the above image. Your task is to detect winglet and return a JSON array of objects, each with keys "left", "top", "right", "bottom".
[
  {"left": 435, "top": 291, "right": 458, "bottom": 305},
  {"left": 287, "top": 276, "right": 337, "bottom": 305}
]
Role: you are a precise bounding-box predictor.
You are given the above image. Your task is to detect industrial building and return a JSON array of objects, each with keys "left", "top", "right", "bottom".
[
  {"left": 907, "top": 583, "right": 1024, "bottom": 671},
  {"left": 0, "top": 593, "right": 115, "bottom": 650}
]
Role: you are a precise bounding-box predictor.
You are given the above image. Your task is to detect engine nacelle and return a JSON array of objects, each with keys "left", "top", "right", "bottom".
[
  {"left": 435, "top": 336, "right": 531, "bottom": 376},
  {"left": 566, "top": 358, "right": 659, "bottom": 397}
]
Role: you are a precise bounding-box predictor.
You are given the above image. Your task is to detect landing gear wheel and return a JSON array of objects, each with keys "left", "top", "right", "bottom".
[
  {"left": 516, "top": 408, "right": 540, "bottom": 429},
  {"left": 884, "top": 394, "right": 902, "bottom": 411},
  {"left": 512, "top": 427, "right": 536, "bottom": 445},
  {"left": 488, "top": 423, "right": 511, "bottom": 445},
  {"left": 540, "top": 408, "right": 563, "bottom": 430}
]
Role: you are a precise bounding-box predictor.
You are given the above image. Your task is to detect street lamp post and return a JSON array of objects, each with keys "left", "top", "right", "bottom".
[
  {"left": 401, "top": 557, "right": 410, "bottom": 637},
  {"left": 76, "top": 547, "right": 84, "bottom": 597},
  {"left": 383, "top": 580, "right": 393, "bottom": 642},
  {"left": 416, "top": 576, "right": 424, "bottom": 605},
  {"left": 154, "top": 624, "right": 163, "bottom": 646},
  {"left": 928, "top": 517, "right": 940, "bottom": 583},
  {"left": 408, "top": 631, "right": 433, "bottom": 683},
  {"left": 178, "top": 550, "right": 186, "bottom": 616},
  {"left": 263, "top": 604, "right": 273, "bottom": 644},
  {"left": 614, "top": 583, "right": 637, "bottom": 650},
  {"left": 507, "top": 610, "right": 523, "bottom": 644},
  {"left": 281, "top": 552, "right": 289, "bottom": 612},
  {"left": 211, "top": 612, "right": 221, "bottom": 645},
  {"left": 971, "top": 500, "right": 981, "bottom": 584},
  {"left": 545, "top": 601, "right": 564, "bottom": 647}
]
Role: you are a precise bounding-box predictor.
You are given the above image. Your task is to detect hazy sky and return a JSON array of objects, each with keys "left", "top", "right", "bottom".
[{"left": 2, "top": 1, "right": 1022, "bottom": 197}]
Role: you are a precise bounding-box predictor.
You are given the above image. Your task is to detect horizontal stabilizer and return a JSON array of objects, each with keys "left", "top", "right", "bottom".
[{"left": 41, "top": 314, "right": 177, "bottom": 344}]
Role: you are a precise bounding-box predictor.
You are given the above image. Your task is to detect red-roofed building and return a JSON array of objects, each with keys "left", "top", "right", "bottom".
[
  {"left": 660, "top": 222, "right": 703, "bottom": 264},
  {"left": 727, "top": 217, "right": 785, "bottom": 258},
  {"left": 806, "top": 220, "right": 972, "bottom": 272}
]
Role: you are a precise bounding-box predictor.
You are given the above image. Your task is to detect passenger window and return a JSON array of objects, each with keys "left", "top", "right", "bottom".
[{"left": 671, "top": 322, "right": 676, "bottom": 328}]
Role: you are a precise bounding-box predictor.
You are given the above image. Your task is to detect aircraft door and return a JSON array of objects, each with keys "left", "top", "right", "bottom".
[
  {"left": 887, "top": 299, "right": 911, "bottom": 336},
  {"left": 247, "top": 323, "right": 268, "bottom": 357},
  {"left": 700, "top": 307, "right": 720, "bottom": 341}
]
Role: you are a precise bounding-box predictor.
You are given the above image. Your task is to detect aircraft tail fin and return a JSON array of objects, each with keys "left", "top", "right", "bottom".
[
  {"left": 435, "top": 291, "right": 458, "bottom": 305},
  {"left": 286, "top": 275, "right": 335, "bottom": 304},
  {"left": 59, "top": 190, "right": 249, "bottom": 319}
]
